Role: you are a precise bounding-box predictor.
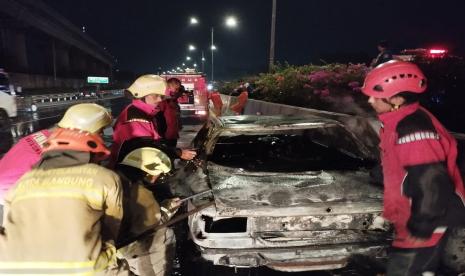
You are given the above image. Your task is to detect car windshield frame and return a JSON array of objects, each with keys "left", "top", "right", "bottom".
[{"left": 206, "top": 124, "right": 373, "bottom": 172}]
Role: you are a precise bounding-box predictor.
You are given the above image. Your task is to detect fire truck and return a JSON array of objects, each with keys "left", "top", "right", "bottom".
[
  {"left": 393, "top": 48, "right": 450, "bottom": 62},
  {"left": 160, "top": 72, "right": 209, "bottom": 117}
]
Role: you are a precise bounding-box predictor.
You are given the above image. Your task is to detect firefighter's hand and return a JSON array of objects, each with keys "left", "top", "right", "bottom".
[
  {"left": 180, "top": 149, "right": 197, "bottom": 160},
  {"left": 160, "top": 197, "right": 181, "bottom": 223}
]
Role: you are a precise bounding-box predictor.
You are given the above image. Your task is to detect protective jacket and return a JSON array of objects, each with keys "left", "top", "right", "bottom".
[
  {"left": 110, "top": 99, "right": 162, "bottom": 167},
  {"left": 0, "top": 151, "right": 123, "bottom": 275},
  {"left": 209, "top": 92, "right": 223, "bottom": 116},
  {"left": 379, "top": 102, "right": 465, "bottom": 248},
  {"left": 0, "top": 129, "right": 51, "bottom": 204},
  {"left": 156, "top": 99, "right": 180, "bottom": 141},
  {"left": 230, "top": 91, "right": 248, "bottom": 115},
  {"left": 117, "top": 172, "right": 161, "bottom": 243}
]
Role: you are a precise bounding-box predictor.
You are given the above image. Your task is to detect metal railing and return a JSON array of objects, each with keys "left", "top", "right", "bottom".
[{"left": 16, "top": 89, "right": 125, "bottom": 112}]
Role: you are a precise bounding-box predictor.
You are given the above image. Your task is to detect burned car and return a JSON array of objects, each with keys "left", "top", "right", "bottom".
[{"left": 185, "top": 114, "right": 392, "bottom": 272}]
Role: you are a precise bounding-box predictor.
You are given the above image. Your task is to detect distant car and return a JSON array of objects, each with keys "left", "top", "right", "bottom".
[
  {"left": 77, "top": 85, "right": 100, "bottom": 99},
  {"left": 186, "top": 114, "right": 393, "bottom": 272},
  {"left": 0, "top": 70, "right": 17, "bottom": 120}
]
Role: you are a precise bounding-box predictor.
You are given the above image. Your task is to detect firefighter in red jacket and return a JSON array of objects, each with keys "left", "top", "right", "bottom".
[
  {"left": 209, "top": 91, "right": 223, "bottom": 117},
  {"left": 230, "top": 87, "right": 248, "bottom": 115},
  {"left": 361, "top": 61, "right": 465, "bottom": 275},
  {"left": 110, "top": 75, "right": 196, "bottom": 167}
]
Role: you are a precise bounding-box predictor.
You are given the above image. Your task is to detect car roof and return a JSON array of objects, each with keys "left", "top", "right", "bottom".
[{"left": 213, "top": 115, "right": 339, "bottom": 132}]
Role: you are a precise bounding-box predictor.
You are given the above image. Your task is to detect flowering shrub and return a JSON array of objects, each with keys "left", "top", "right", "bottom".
[{"left": 219, "top": 63, "right": 374, "bottom": 115}]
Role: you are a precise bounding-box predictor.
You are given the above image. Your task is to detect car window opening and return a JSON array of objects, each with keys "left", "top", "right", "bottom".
[
  {"left": 202, "top": 216, "right": 248, "bottom": 233},
  {"left": 210, "top": 130, "right": 375, "bottom": 172}
]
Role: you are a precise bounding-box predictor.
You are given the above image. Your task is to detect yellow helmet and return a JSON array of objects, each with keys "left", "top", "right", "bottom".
[
  {"left": 57, "top": 103, "right": 112, "bottom": 133},
  {"left": 119, "top": 147, "right": 172, "bottom": 176},
  {"left": 127, "top": 75, "right": 167, "bottom": 98}
]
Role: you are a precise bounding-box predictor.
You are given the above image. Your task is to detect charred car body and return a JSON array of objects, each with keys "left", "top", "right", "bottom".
[{"left": 186, "top": 114, "right": 393, "bottom": 272}]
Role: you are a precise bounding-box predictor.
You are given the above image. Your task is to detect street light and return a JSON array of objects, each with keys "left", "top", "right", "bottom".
[
  {"left": 188, "top": 44, "right": 196, "bottom": 51},
  {"left": 189, "top": 15, "right": 238, "bottom": 81},
  {"left": 186, "top": 56, "right": 191, "bottom": 61},
  {"left": 190, "top": 17, "right": 198, "bottom": 25},
  {"left": 225, "top": 16, "right": 238, "bottom": 28}
]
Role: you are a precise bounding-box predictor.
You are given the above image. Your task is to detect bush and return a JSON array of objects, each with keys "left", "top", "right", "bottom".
[{"left": 220, "top": 63, "right": 374, "bottom": 116}]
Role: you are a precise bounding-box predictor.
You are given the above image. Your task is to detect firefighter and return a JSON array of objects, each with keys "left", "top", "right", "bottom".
[
  {"left": 209, "top": 90, "right": 223, "bottom": 117},
  {"left": 361, "top": 60, "right": 465, "bottom": 275},
  {"left": 155, "top": 78, "right": 185, "bottom": 147},
  {"left": 110, "top": 75, "right": 196, "bottom": 167},
  {"left": 0, "top": 103, "right": 112, "bottom": 223},
  {"left": 230, "top": 87, "right": 248, "bottom": 115},
  {"left": 115, "top": 146, "right": 180, "bottom": 276},
  {"left": 0, "top": 128, "right": 129, "bottom": 275},
  {"left": 370, "top": 40, "right": 394, "bottom": 68}
]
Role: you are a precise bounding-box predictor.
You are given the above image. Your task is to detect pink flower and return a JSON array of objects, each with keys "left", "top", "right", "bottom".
[
  {"left": 308, "top": 71, "right": 331, "bottom": 83},
  {"left": 348, "top": 81, "right": 360, "bottom": 88},
  {"left": 321, "top": 88, "right": 330, "bottom": 97},
  {"left": 342, "top": 96, "right": 354, "bottom": 104}
]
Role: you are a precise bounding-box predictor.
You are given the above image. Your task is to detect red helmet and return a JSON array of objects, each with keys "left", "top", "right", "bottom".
[
  {"left": 362, "top": 60, "right": 427, "bottom": 98},
  {"left": 42, "top": 128, "right": 110, "bottom": 160}
]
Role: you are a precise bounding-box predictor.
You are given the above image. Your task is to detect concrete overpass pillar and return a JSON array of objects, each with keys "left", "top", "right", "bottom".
[
  {"left": 55, "top": 42, "right": 70, "bottom": 76},
  {"left": 4, "top": 29, "right": 28, "bottom": 71}
]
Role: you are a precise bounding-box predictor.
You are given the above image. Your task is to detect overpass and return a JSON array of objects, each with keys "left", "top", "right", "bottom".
[{"left": 0, "top": 0, "right": 114, "bottom": 89}]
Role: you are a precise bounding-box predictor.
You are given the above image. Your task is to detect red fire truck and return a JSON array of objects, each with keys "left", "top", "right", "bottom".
[{"left": 160, "top": 72, "right": 209, "bottom": 117}]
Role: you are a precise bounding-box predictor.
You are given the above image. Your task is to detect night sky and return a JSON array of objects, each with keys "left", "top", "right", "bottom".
[{"left": 43, "top": 0, "right": 465, "bottom": 80}]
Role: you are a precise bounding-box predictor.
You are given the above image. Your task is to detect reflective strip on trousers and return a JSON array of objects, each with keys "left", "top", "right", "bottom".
[{"left": 0, "top": 260, "right": 96, "bottom": 275}]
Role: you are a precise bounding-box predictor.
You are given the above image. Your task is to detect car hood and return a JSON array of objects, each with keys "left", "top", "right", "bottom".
[{"left": 208, "top": 162, "right": 383, "bottom": 217}]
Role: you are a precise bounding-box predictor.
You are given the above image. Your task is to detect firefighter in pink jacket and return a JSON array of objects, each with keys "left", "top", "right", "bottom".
[
  {"left": 0, "top": 103, "right": 112, "bottom": 222},
  {"left": 110, "top": 75, "right": 196, "bottom": 168},
  {"left": 361, "top": 61, "right": 465, "bottom": 275}
]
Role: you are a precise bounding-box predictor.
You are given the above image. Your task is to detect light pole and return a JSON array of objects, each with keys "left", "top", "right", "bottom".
[
  {"left": 201, "top": 51, "right": 205, "bottom": 73},
  {"left": 189, "top": 16, "right": 238, "bottom": 81},
  {"left": 211, "top": 27, "right": 215, "bottom": 81},
  {"left": 269, "top": 0, "right": 277, "bottom": 71}
]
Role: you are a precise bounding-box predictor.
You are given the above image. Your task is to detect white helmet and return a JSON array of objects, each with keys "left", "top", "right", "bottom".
[
  {"left": 127, "top": 75, "right": 167, "bottom": 98},
  {"left": 57, "top": 103, "right": 112, "bottom": 133}
]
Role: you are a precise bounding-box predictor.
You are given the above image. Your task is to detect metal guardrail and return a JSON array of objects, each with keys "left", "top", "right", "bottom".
[{"left": 16, "top": 89, "right": 125, "bottom": 112}]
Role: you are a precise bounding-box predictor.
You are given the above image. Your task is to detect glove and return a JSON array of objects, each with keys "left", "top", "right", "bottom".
[{"left": 160, "top": 198, "right": 181, "bottom": 223}]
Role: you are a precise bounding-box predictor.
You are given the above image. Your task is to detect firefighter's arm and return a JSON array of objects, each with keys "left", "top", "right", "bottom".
[
  {"left": 102, "top": 172, "right": 124, "bottom": 242},
  {"left": 403, "top": 162, "right": 453, "bottom": 239},
  {"left": 395, "top": 135, "right": 451, "bottom": 239},
  {"left": 131, "top": 184, "right": 161, "bottom": 233}
]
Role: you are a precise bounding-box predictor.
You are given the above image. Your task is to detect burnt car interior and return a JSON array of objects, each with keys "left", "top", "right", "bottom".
[{"left": 209, "top": 127, "right": 377, "bottom": 173}]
